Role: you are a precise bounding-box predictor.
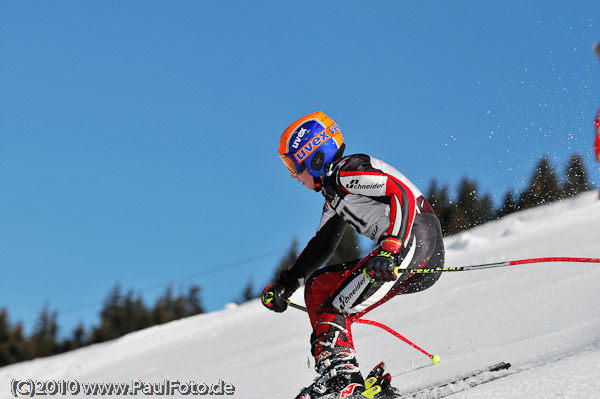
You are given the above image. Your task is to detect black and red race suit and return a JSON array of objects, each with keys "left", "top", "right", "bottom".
[{"left": 278, "top": 154, "right": 445, "bottom": 360}]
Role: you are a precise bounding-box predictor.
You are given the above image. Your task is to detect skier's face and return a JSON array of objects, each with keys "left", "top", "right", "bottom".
[{"left": 294, "top": 168, "right": 315, "bottom": 191}]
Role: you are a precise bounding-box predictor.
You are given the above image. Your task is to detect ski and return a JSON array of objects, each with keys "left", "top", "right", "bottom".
[{"left": 393, "top": 362, "right": 512, "bottom": 398}]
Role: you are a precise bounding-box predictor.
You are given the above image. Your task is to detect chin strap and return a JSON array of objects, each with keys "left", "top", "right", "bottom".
[{"left": 313, "top": 177, "right": 322, "bottom": 192}]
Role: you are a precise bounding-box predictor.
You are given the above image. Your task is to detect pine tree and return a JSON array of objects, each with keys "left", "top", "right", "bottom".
[
  {"left": 496, "top": 189, "right": 519, "bottom": 218},
  {"left": 518, "top": 157, "right": 561, "bottom": 209},
  {"left": 0, "top": 308, "right": 13, "bottom": 365},
  {"left": 60, "top": 322, "right": 87, "bottom": 352},
  {"left": 27, "top": 303, "right": 59, "bottom": 359},
  {"left": 426, "top": 179, "right": 453, "bottom": 235},
  {"left": 122, "top": 290, "right": 150, "bottom": 334},
  {"left": 445, "top": 178, "right": 494, "bottom": 235},
  {"left": 152, "top": 286, "right": 175, "bottom": 325},
  {"left": 94, "top": 283, "right": 125, "bottom": 342},
  {"left": 185, "top": 285, "right": 205, "bottom": 316},
  {"left": 171, "top": 289, "right": 189, "bottom": 320},
  {"left": 446, "top": 178, "right": 476, "bottom": 234},
  {"left": 150, "top": 285, "right": 205, "bottom": 324},
  {"left": 69, "top": 323, "right": 87, "bottom": 351},
  {"left": 238, "top": 279, "right": 257, "bottom": 303},
  {"left": 562, "top": 154, "right": 590, "bottom": 198},
  {"left": 88, "top": 282, "right": 205, "bottom": 344},
  {"left": 270, "top": 238, "right": 299, "bottom": 282},
  {"left": 476, "top": 193, "right": 495, "bottom": 224},
  {"left": 0, "top": 308, "right": 27, "bottom": 366}
]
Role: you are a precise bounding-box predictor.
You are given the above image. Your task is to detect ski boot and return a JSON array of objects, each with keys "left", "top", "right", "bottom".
[{"left": 295, "top": 346, "right": 365, "bottom": 399}]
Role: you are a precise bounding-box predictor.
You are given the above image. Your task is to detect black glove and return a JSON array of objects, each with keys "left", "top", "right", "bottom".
[
  {"left": 364, "top": 237, "right": 403, "bottom": 284},
  {"left": 261, "top": 283, "right": 291, "bottom": 313},
  {"left": 364, "top": 252, "right": 398, "bottom": 284}
]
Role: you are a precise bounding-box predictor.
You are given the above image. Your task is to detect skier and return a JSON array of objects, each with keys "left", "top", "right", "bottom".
[{"left": 261, "top": 111, "right": 445, "bottom": 399}]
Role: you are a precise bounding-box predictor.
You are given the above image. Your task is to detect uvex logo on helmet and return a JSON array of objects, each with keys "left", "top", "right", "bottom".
[
  {"left": 291, "top": 127, "right": 309, "bottom": 149},
  {"left": 294, "top": 129, "right": 334, "bottom": 163},
  {"left": 286, "top": 118, "right": 326, "bottom": 153}
]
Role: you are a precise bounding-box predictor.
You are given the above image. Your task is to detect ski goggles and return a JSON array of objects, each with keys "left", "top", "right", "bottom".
[{"left": 279, "top": 153, "right": 306, "bottom": 177}]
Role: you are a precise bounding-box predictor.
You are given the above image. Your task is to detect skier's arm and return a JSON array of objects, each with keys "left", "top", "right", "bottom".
[{"left": 276, "top": 214, "right": 347, "bottom": 293}]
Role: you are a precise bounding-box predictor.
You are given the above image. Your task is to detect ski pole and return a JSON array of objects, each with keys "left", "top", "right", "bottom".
[
  {"left": 400, "top": 256, "right": 600, "bottom": 274},
  {"left": 287, "top": 301, "right": 441, "bottom": 364},
  {"left": 287, "top": 301, "right": 310, "bottom": 312}
]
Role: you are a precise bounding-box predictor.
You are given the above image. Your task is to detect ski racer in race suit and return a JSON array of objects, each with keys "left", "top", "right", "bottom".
[{"left": 261, "top": 111, "right": 445, "bottom": 399}]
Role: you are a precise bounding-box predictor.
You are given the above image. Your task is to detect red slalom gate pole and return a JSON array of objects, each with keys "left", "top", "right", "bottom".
[
  {"left": 508, "top": 257, "right": 600, "bottom": 266},
  {"left": 351, "top": 318, "right": 440, "bottom": 363},
  {"left": 287, "top": 301, "right": 440, "bottom": 364},
  {"left": 405, "top": 256, "right": 600, "bottom": 274}
]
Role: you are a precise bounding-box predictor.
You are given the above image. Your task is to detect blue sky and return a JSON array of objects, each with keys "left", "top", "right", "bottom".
[{"left": 1, "top": 1, "right": 599, "bottom": 337}]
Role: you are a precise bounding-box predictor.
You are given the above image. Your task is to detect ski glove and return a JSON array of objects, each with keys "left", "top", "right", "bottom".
[
  {"left": 364, "top": 361, "right": 393, "bottom": 398},
  {"left": 261, "top": 283, "right": 291, "bottom": 313},
  {"left": 364, "top": 237, "right": 403, "bottom": 284}
]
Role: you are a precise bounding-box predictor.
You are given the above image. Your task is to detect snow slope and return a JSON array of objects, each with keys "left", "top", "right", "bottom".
[{"left": 2, "top": 192, "right": 600, "bottom": 398}]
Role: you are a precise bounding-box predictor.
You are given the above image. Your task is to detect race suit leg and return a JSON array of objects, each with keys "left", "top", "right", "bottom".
[{"left": 304, "top": 211, "right": 444, "bottom": 362}]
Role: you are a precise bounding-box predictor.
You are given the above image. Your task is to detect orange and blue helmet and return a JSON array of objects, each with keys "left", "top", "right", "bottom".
[{"left": 278, "top": 111, "right": 344, "bottom": 178}]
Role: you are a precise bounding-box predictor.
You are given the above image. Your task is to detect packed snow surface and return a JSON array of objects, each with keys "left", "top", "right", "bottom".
[{"left": 2, "top": 192, "right": 600, "bottom": 398}]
